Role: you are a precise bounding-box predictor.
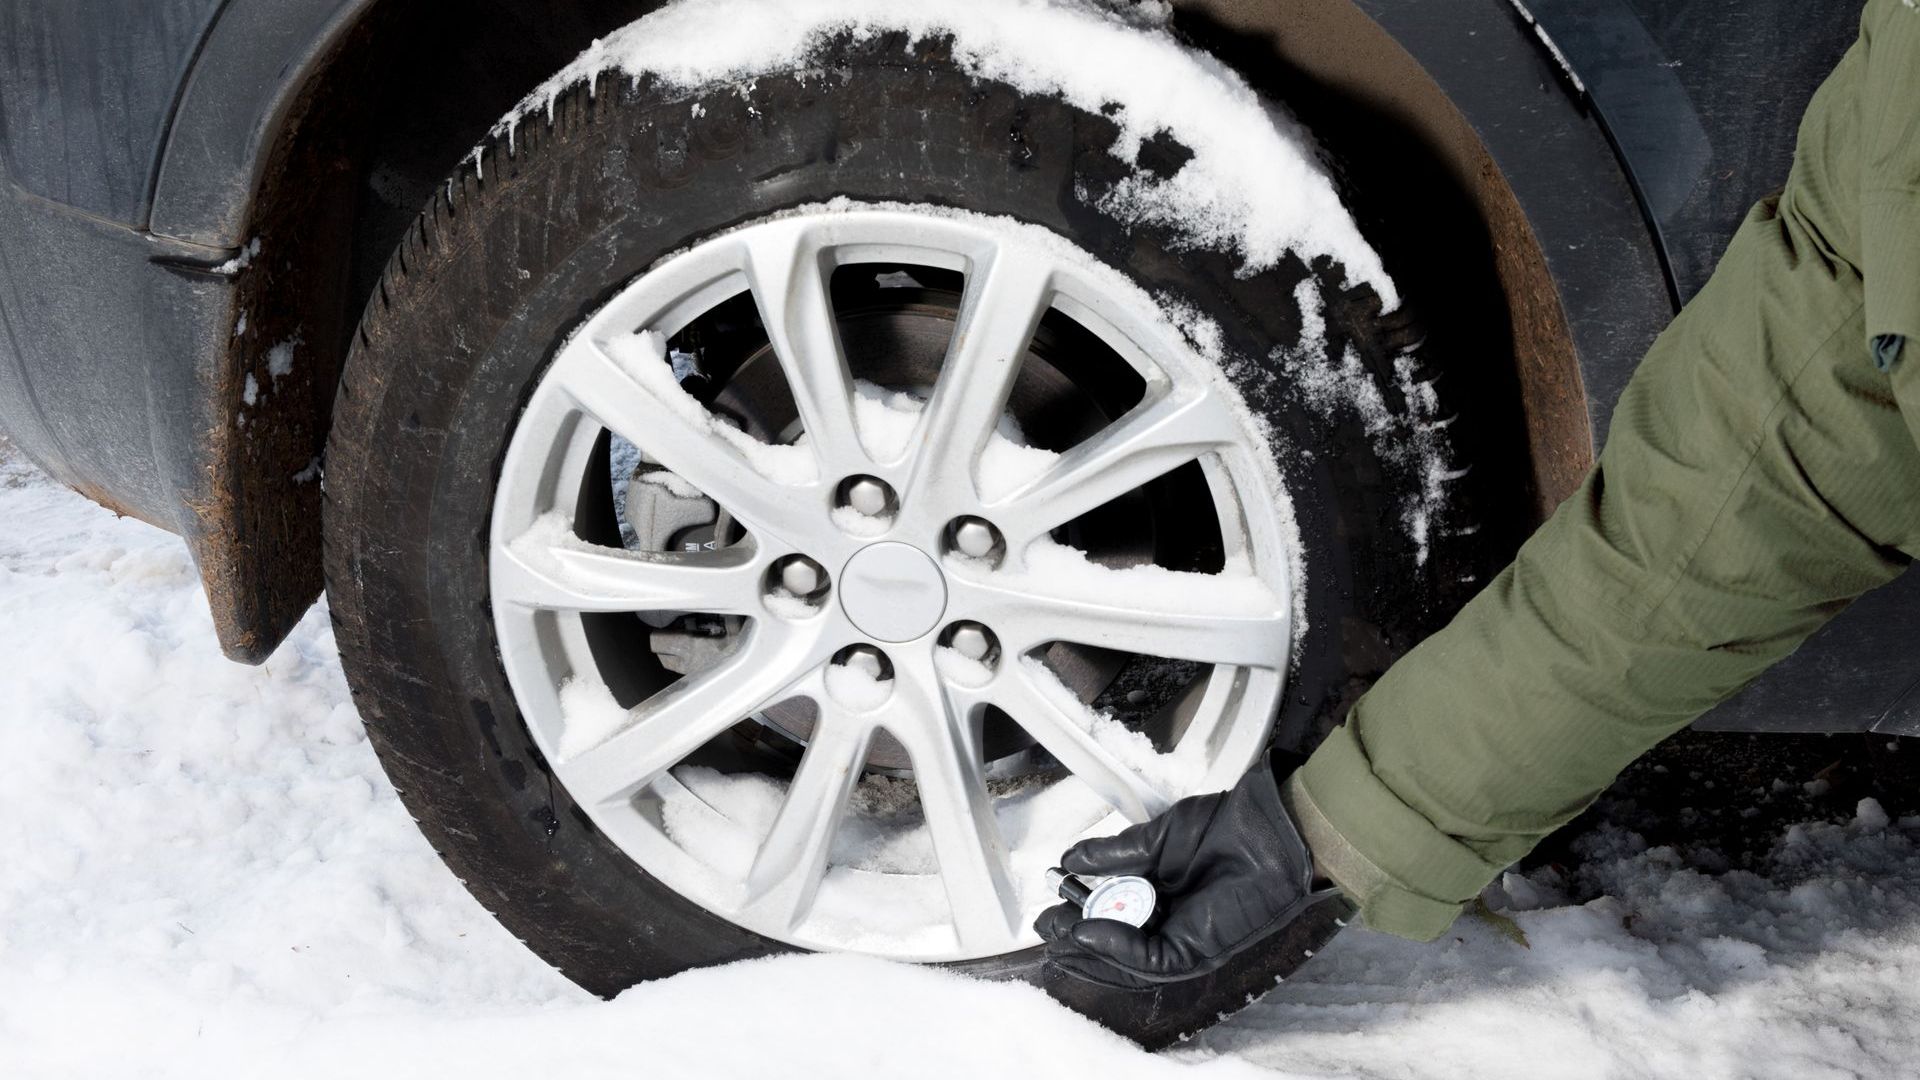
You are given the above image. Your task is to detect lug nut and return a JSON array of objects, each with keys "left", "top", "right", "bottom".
[
  {"left": 834, "top": 644, "right": 892, "bottom": 681},
  {"left": 944, "top": 621, "right": 999, "bottom": 664},
  {"left": 775, "top": 555, "right": 827, "bottom": 598},
  {"left": 841, "top": 476, "right": 895, "bottom": 517},
  {"left": 948, "top": 516, "right": 1002, "bottom": 560}
]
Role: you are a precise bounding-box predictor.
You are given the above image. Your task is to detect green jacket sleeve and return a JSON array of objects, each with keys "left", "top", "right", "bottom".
[
  {"left": 1860, "top": 0, "right": 1920, "bottom": 350},
  {"left": 1291, "top": 25, "right": 1920, "bottom": 931}
]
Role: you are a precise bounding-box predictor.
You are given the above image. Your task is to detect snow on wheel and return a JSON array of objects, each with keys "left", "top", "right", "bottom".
[{"left": 323, "top": 4, "right": 1487, "bottom": 1038}]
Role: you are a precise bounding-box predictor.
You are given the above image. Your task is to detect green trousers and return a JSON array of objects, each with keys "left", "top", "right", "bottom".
[{"left": 1289, "top": 0, "right": 1920, "bottom": 940}]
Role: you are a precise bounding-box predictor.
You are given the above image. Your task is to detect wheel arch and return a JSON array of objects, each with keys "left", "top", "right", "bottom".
[
  {"left": 151, "top": 0, "right": 667, "bottom": 661},
  {"left": 165, "top": 0, "right": 1656, "bottom": 661}
]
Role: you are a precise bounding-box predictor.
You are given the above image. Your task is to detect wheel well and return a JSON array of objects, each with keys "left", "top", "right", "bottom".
[
  {"left": 216, "top": 0, "right": 1586, "bottom": 660},
  {"left": 1176, "top": 0, "right": 1591, "bottom": 523},
  {"left": 201, "top": 0, "right": 664, "bottom": 660},
  {"left": 252, "top": 0, "right": 669, "bottom": 385}
]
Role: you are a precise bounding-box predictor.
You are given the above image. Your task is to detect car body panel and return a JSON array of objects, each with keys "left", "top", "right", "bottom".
[
  {"left": 1528, "top": 0, "right": 1860, "bottom": 305},
  {"left": 0, "top": 0, "right": 1910, "bottom": 734},
  {"left": 149, "top": 0, "right": 367, "bottom": 248},
  {"left": 0, "top": 0, "right": 226, "bottom": 226},
  {"left": 0, "top": 172, "right": 230, "bottom": 535}
]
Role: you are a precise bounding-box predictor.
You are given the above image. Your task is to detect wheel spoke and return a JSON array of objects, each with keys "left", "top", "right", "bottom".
[
  {"left": 951, "top": 564, "right": 1290, "bottom": 669},
  {"left": 548, "top": 334, "right": 816, "bottom": 535},
  {"left": 988, "top": 665, "right": 1169, "bottom": 823},
  {"left": 901, "top": 253, "right": 1055, "bottom": 508},
  {"left": 493, "top": 525, "right": 763, "bottom": 614},
  {"left": 562, "top": 626, "right": 826, "bottom": 806},
  {"left": 1169, "top": 664, "right": 1244, "bottom": 757},
  {"left": 890, "top": 656, "right": 1022, "bottom": 949},
  {"left": 987, "top": 387, "right": 1238, "bottom": 545},
  {"left": 740, "top": 224, "right": 870, "bottom": 472},
  {"left": 743, "top": 709, "right": 877, "bottom": 931}
]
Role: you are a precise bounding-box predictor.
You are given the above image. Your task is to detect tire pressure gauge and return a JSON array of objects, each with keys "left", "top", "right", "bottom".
[{"left": 1046, "top": 867, "right": 1157, "bottom": 929}]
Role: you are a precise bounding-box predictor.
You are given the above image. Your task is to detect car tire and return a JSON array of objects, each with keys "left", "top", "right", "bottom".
[{"left": 323, "top": 33, "right": 1491, "bottom": 1037}]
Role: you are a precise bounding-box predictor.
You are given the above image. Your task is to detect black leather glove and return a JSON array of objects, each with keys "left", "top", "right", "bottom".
[{"left": 1035, "top": 754, "right": 1353, "bottom": 1047}]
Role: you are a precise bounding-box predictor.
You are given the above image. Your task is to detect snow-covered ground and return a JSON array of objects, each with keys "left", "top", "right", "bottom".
[{"left": 4, "top": 439, "right": 1919, "bottom": 1079}]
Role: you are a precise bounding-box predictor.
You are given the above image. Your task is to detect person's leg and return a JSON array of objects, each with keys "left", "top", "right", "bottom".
[{"left": 1288, "top": 33, "right": 1920, "bottom": 940}]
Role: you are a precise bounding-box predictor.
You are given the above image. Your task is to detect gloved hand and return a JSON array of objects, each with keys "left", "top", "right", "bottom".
[{"left": 1035, "top": 753, "right": 1352, "bottom": 1046}]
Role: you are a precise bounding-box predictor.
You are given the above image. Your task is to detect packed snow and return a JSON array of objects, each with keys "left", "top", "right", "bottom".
[
  {"left": 822, "top": 658, "right": 894, "bottom": 711},
  {"left": 486, "top": 0, "right": 1395, "bottom": 307},
  {"left": 603, "top": 328, "right": 819, "bottom": 485},
  {"left": 211, "top": 236, "right": 261, "bottom": 276},
  {"left": 969, "top": 537, "right": 1279, "bottom": 619},
  {"left": 1198, "top": 803, "right": 1920, "bottom": 1079},
  {"left": 266, "top": 337, "right": 300, "bottom": 386},
  {"left": 6, "top": 440, "right": 1920, "bottom": 1078},
  {"left": 556, "top": 674, "right": 639, "bottom": 759}
]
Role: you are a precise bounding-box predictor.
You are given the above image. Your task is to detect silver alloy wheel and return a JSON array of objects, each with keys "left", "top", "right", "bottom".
[{"left": 489, "top": 205, "right": 1296, "bottom": 962}]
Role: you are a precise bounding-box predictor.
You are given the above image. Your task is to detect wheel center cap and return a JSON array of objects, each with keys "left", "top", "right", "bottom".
[{"left": 838, "top": 542, "right": 948, "bottom": 642}]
